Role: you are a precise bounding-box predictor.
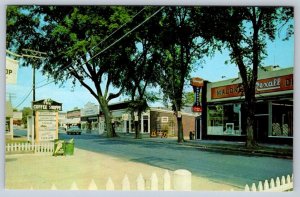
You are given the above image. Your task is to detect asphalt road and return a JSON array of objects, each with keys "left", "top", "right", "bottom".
[{"left": 59, "top": 133, "right": 293, "bottom": 188}]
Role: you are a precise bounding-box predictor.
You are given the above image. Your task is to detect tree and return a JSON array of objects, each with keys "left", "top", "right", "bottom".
[
  {"left": 183, "top": 91, "right": 195, "bottom": 106},
  {"left": 121, "top": 7, "right": 162, "bottom": 139},
  {"left": 156, "top": 7, "right": 208, "bottom": 143},
  {"left": 193, "top": 6, "right": 293, "bottom": 148},
  {"left": 22, "top": 107, "right": 33, "bottom": 128},
  {"left": 6, "top": 6, "right": 139, "bottom": 137}
]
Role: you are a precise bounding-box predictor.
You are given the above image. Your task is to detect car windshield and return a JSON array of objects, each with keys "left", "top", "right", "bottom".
[{"left": 69, "top": 126, "right": 79, "bottom": 129}]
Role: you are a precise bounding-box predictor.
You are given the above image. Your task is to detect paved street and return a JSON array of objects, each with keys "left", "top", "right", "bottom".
[{"left": 59, "top": 133, "right": 293, "bottom": 188}]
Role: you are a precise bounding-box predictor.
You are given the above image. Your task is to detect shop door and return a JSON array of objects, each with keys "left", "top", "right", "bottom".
[
  {"left": 195, "top": 116, "right": 201, "bottom": 140},
  {"left": 255, "top": 115, "right": 269, "bottom": 142}
]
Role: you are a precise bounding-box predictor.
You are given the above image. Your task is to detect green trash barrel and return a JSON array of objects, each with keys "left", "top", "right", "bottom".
[
  {"left": 64, "top": 139, "right": 74, "bottom": 156},
  {"left": 53, "top": 139, "right": 65, "bottom": 156}
]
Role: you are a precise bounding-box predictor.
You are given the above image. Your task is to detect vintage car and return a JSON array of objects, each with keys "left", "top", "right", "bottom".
[{"left": 66, "top": 126, "right": 81, "bottom": 135}]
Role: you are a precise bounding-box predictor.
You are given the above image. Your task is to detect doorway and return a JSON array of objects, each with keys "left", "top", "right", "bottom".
[
  {"left": 255, "top": 115, "right": 269, "bottom": 142},
  {"left": 195, "top": 116, "right": 201, "bottom": 140}
]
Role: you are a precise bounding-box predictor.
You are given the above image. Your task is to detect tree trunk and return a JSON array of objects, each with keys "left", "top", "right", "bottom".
[
  {"left": 177, "top": 117, "right": 184, "bottom": 143},
  {"left": 134, "top": 112, "right": 142, "bottom": 139},
  {"left": 244, "top": 94, "right": 257, "bottom": 148},
  {"left": 98, "top": 97, "right": 116, "bottom": 138}
]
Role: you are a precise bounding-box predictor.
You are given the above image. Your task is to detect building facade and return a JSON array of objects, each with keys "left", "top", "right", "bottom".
[{"left": 202, "top": 66, "right": 293, "bottom": 144}]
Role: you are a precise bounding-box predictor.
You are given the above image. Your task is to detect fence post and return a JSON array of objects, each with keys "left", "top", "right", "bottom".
[
  {"left": 163, "top": 170, "right": 171, "bottom": 191},
  {"left": 276, "top": 177, "right": 280, "bottom": 187},
  {"left": 251, "top": 183, "right": 257, "bottom": 191},
  {"left": 136, "top": 174, "right": 145, "bottom": 190},
  {"left": 122, "top": 174, "right": 130, "bottom": 191},
  {"left": 264, "top": 180, "right": 269, "bottom": 190},
  {"left": 70, "top": 181, "right": 79, "bottom": 190},
  {"left": 88, "top": 179, "right": 98, "bottom": 190},
  {"left": 106, "top": 177, "right": 114, "bottom": 190},
  {"left": 51, "top": 184, "right": 57, "bottom": 190},
  {"left": 244, "top": 184, "right": 250, "bottom": 191},
  {"left": 150, "top": 172, "right": 158, "bottom": 190},
  {"left": 270, "top": 178, "right": 275, "bottom": 188},
  {"left": 258, "top": 181, "right": 263, "bottom": 191},
  {"left": 173, "top": 169, "right": 191, "bottom": 191}
]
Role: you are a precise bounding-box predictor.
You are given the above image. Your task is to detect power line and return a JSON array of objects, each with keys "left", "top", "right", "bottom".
[
  {"left": 31, "top": 7, "right": 165, "bottom": 90},
  {"left": 87, "top": 7, "right": 147, "bottom": 54},
  {"left": 14, "top": 89, "right": 33, "bottom": 109},
  {"left": 9, "top": 6, "right": 164, "bottom": 107},
  {"left": 84, "top": 6, "right": 165, "bottom": 65}
]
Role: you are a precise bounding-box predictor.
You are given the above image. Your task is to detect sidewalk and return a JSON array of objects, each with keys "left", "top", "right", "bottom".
[
  {"left": 114, "top": 133, "right": 293, "bottom": 159},
  {"left": 5, "top": 148, "right": 240, "bottom": 191}
]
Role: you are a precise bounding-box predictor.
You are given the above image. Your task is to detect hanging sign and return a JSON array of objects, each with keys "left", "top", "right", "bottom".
[{"left": 6, "top": 57, "right": 19, "bottom": 84}]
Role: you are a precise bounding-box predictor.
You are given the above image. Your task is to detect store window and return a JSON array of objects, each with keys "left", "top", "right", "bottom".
[
  {"left": 271, "top": 100, "right": 293, "bottom": 137},
  {"left": 207, "top": 104, "right": 242, "bottom": 136}
]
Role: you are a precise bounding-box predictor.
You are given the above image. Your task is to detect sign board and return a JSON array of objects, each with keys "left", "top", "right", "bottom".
[
  {"left": 13, "top": 111, "right": 23, "bottom": 120},
  {"left": 81, "top": 102, "right": 99, "bottom": 117},
  {"left": 190, "top": 77, "right": 204, "bottom": 87},
  {"left": 211, "top": 74, "right": 293, "bottom": 99},
  {"left": 190, "top": 77, "right": 203, "bottom": 113},
  {"left": 33, "top": 99, "right": 62, "bottom": 111},
  {"left": 6, "top": 57, "right": 19, "bottom": 84},
  {"left": 36, "top": 111, "right": 58, "bottom": 142}
]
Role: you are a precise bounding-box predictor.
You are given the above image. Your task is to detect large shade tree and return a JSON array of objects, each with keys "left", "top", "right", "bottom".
[
  {"left": 121, "top": 7, "right": 163, "bottom": 139},
  {"left": 6, "top": 5, "right": 144, "bottom": 137},
  {"left": 192, "top": 6, "right": 293, "bottom": 148},
  {"left": 155, "top": 7, "right": 208, "bottom": 143}
]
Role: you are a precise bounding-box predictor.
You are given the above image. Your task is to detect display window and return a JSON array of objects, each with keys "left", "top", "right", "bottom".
[
  {"left": 207, "top": 104, "right": 243, "bottom": 136},
  {"left": 271, "top": 100, "right": 293, "bottom": 137}
]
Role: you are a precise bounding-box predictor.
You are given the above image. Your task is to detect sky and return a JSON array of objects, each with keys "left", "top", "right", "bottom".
[{"left": 5, "top": 10, "right": 295, "bottom": 112}]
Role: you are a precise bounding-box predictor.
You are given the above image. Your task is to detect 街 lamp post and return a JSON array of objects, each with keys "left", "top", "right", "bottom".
[{"left": 22, "top": 49, "right": 46, "bottom": 143}]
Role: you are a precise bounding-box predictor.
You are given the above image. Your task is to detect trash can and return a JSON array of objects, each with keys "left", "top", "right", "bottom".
[
  {"left": 64, "top": 138, "right": 74, "bottom": 156},
  {"left": 53, "top": 139, "right": 65, "bottom": 156},
  {"left": 189, "top": 131, "right": 195, "bottom": 140}
]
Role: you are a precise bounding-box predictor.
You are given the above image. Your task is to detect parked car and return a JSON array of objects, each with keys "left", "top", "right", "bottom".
[{"left": 66, "top": 126, "right": 81, "bottom": 135}]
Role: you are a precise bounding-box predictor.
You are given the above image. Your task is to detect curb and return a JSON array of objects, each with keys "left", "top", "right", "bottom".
[{"left": 112, "top": 136, "right": 293, "bottom": 159}]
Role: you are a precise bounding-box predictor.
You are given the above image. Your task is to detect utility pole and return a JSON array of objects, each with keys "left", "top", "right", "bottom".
[{"left": 22, "top": 49, "right": 46, "bottom": 143}]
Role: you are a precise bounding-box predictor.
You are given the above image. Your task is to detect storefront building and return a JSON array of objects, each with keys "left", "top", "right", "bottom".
[
  {"left": 103, "top": 102, "right": 197, "bottom": 138},
  {"left": 203, "top": 66, "right": 293, "bottom": 144},
  {"left": 80, "top": 102, "right": 99, "bottom": 133},
  {"left": 66, "top": 108, "right": 81, "bottom": 128}
]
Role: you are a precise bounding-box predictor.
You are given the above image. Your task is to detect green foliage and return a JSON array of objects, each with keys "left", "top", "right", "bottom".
[
  {"left": 183, "top": 92, "right": 195, "bottom": 106},
  {"left": 22, "top": 107, "right": 32, "bottom": 126}
]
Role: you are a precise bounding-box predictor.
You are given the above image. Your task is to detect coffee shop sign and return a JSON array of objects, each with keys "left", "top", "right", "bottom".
[{"left": 33, "top": 99, "right": 62, "bottom": 111}]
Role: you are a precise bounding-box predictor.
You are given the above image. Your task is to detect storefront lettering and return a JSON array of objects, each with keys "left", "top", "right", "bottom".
[
  {"left": 285, "top": 78, "right": 293, "bottom": 87},
  {"left": 212, "top": 74, "right": 293, "bottom": 99},
  {"left": 216, "top": 86, "right": 240, "bottom": 97},
  {"left": 256, "top": 78, "right": 280, "bottom": 91}
]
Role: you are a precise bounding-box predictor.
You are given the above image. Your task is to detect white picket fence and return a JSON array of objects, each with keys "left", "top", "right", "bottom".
[
  {"left": 31, "top": 169, "right": 192, "bottom": 191},
  {"left": 244, "top": 174, "right": 293, "bottom": 192},
  {"left": 6, "top": 142, "right": 55, "bottom": 154}
]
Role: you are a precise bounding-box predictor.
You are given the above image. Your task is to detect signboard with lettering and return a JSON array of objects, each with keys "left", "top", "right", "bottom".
[
  {"left": 33, "top": 99, "right": 62, "bottom": 111},
  {"left": 6, "top": 57, "right": 19, "bottom": 84},
  {"left": 36, "top": 111, "right": 58, "bottom": 142},
  {"left": 211, "top": 74, "right": 293, "bottom": 99},
  {"left": 81, "top": 102, "right": 99, "bottom": 117},
  {"left": 190, "top": 77, "right": 204, "bottom": 112}
]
